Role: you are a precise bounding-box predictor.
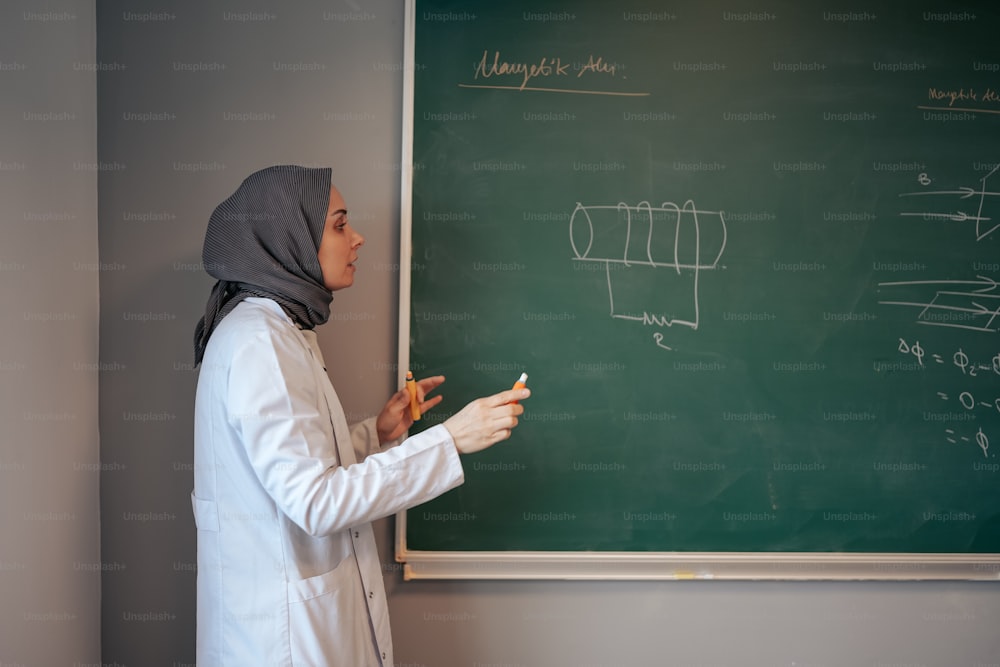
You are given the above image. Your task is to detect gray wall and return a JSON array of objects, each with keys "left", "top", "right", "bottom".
[
  {"left": 3, "top": 0, "right": 994, "bottom": 665},
  {"left": 0, "top": 1, "right": 101, "bottom": 665}
]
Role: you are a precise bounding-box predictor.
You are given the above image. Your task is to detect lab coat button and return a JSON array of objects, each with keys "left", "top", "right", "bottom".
[
  {"left": 354, "top": 530, "right": 359, "bottom": 538},
  {"left": 368, "top": 590, "right": 374, "bottom": 599}
]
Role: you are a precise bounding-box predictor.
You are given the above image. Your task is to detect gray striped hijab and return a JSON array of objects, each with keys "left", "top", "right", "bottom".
[{"left": 193, "top": 165, "right": 333, "bottom": 365}]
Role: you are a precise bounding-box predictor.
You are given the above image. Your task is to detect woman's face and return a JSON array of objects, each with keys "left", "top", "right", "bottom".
[{"left": 317, "top": 185, "right": 365, "bottom": 291}]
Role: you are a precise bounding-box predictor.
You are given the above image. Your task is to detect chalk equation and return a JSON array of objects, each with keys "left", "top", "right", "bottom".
[
  {"left": 944, "top": 426, "right": 989, "bottom": 457},
  {"left": 896, "top": 338, "right": 1000, "bottom": 375},
  {"left": 569, "top": 199, "right": 727, "bottom": 350},
  {"left": 897, "top": 337, "right": 998, "bottom": 458},
  {"left": 898, "top": 164, "right": 1000, "bottom": 242}
]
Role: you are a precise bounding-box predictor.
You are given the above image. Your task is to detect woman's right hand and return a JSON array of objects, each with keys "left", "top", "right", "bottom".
[{"left": 442, "top": 387, "right": 530, "bottom": 454}]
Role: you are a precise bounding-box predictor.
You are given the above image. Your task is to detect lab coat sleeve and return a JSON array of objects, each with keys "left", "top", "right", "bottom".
[
  {"left": 348, "top": 416, "right": 404, "bottom": 462},
  {"left": 227, "top": 328, "right": 464, "bottom": 537}
]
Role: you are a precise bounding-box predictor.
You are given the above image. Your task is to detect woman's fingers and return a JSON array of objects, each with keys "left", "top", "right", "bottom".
[{"left": 442, "top": 389, "right": 530, "bottom": 454}]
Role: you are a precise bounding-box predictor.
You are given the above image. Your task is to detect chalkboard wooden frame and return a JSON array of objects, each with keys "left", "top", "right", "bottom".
[
  {"left": 394, "top": 545, "right": 1000, "bottom": 581},
  {"left": 394, "top": 0, "right": 1000, "bottom": 580}
]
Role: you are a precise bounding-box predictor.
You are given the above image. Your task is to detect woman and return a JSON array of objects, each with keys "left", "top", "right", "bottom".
[{"left": 191, "top": 165, "right": 529, "bottom": 666}]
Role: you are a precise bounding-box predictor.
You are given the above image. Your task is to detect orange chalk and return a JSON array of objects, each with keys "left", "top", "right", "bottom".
[
  {"left": 406, "top": 370, "right": 421, "bottom": 420},
  {"left": 511, "top": 372, "right": 528, "bottom": 404}
]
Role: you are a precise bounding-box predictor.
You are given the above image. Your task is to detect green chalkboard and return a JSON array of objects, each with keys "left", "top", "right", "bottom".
[{"left": 399, "top": 0, "right": 1000, "bottom": 575}]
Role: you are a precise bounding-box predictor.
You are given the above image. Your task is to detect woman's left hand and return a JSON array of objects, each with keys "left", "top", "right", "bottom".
[{"left": 375, "top": 374, "right": 446, "bottom": 445}]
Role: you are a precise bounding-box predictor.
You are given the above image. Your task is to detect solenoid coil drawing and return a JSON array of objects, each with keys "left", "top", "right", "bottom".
[{"left": 569, "top": 199, "right": 727, "bottom": 349}]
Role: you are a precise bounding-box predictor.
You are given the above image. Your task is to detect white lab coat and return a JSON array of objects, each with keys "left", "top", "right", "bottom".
[{"left": 192, "top": 298, "right": 464, "bottom": 666}]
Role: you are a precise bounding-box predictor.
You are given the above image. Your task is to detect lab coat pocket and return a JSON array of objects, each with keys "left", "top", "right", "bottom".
[
  {"left": 191, "top": 492, "right": 219, "bottom": 532},
  {"left": 286, "top": 553, "right": 379, "bottom": 666}
]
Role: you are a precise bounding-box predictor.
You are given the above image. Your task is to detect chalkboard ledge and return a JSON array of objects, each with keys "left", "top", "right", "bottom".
[{"left": 395, "top": 538, "right": 1000, "bottom": 582}]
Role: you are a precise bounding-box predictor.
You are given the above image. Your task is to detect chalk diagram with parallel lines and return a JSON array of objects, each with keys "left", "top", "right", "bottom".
[{"left": 879, "top": 164, "right": 1000, "bottom": 334}]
